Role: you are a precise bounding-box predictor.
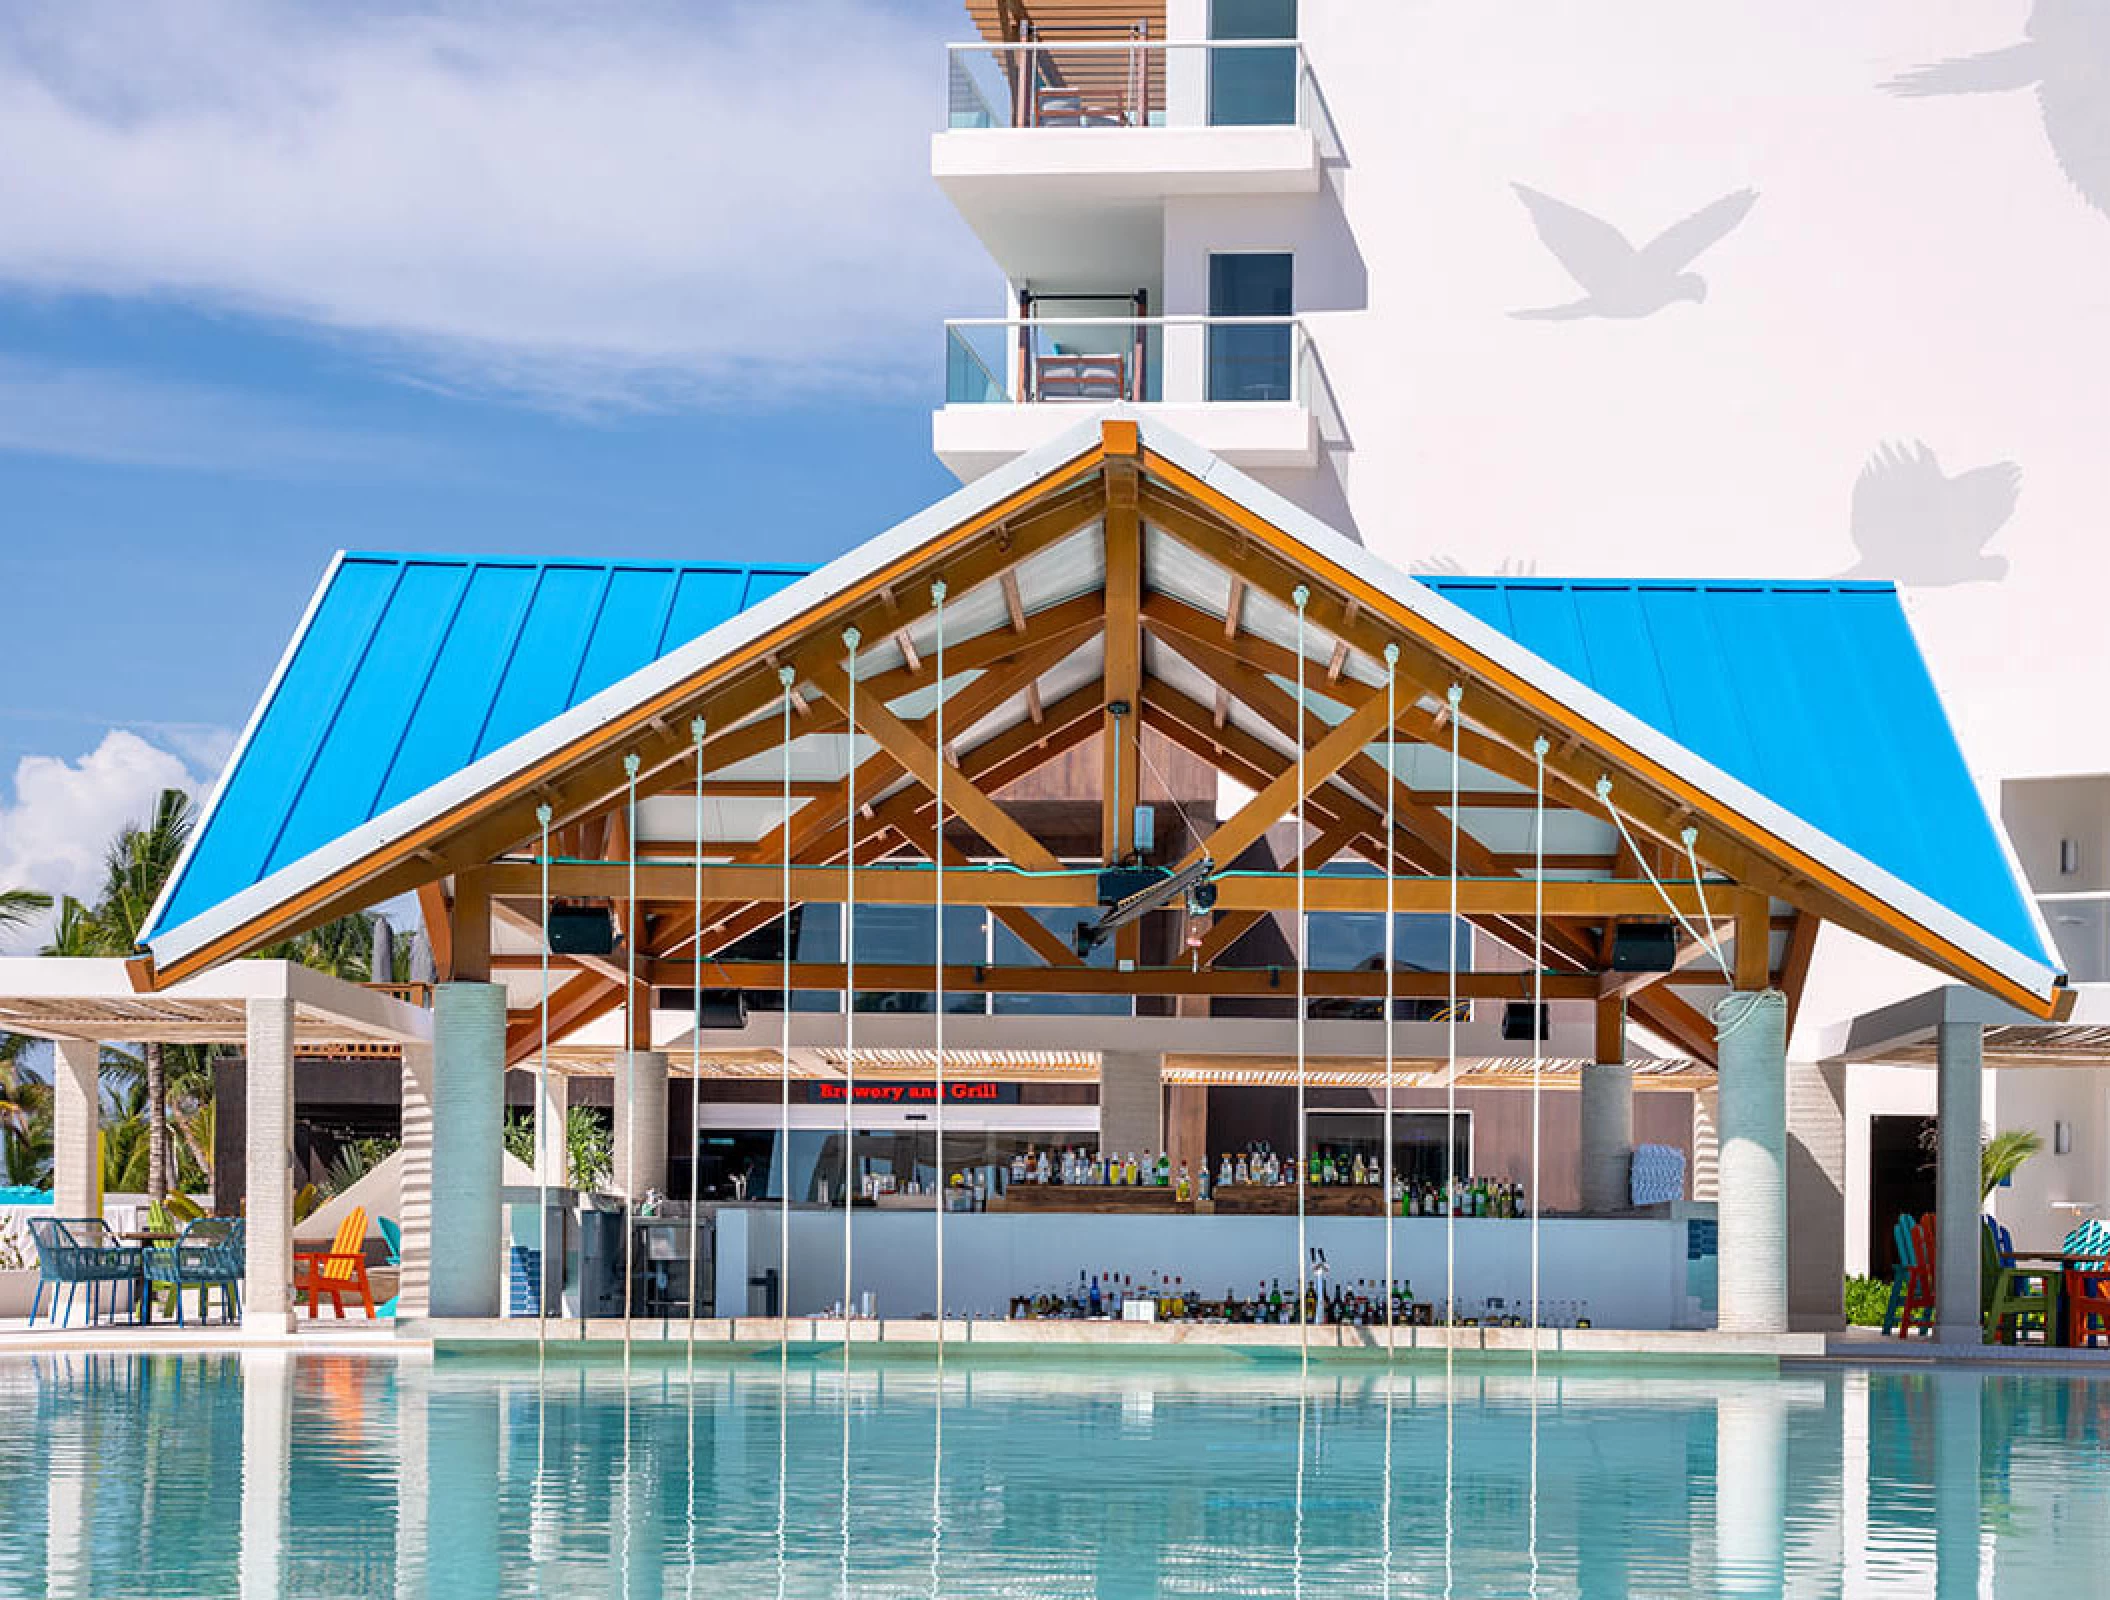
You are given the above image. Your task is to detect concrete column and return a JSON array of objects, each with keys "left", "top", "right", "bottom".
[
  {"left": 1717, "top": 988, "right": 1789, "bottom": 1335},
  {"left": 533, "top": 1069, "right": 571, "bottom": 1188},
  {"left": 430, "top": 982, "right": 505, "bottom": 1320},
  {"left": 238, "top": 1350, "right": 292, "bottom": 1600},
  {"left": 1098, "top": 1052, "right": 1164, "bottom": 1160},
  {"left": 396, "top": 1042, "right": 434, "bottom": 1322},
  {"left": 1935, "top": 1022, "right": 1984, "bottom": 1345},
  {"left": 1578, "top": 1063, "right": 1635, "bottom": 1212},
  {"left": 1690, "top": 1087, "right": 1721, "bottom": 1203},
  {"left": 243, "top": 997, "right": 296, "bottom": 1333},
  {"left": 1787, "top": 1059, "right": 1847, "bottom": 1331},
  {"left": 613, "top": 1051, "right": 669, "bottom": 1200},
  {"left": 50, "top": 1038, "right": 99, "bottom": 1221}
]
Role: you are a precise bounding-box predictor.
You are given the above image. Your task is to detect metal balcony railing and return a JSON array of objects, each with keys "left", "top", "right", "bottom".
[
  {"left": 944, "top": 315, "right": 1308, "bottom": 407},
  {"left": 945, "top": 38, "right": 1309, "bottom": 132}
]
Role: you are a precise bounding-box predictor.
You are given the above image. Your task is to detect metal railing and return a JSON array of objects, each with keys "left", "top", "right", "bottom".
[
  {"left": 945, "top": 38, "right": 1309, "bottom": 132},
  {"left": 944, "top": 315, "right": 1308, "bottom": 407}
]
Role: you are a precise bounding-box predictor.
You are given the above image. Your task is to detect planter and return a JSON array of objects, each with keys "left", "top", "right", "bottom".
[{"left": 0, "top": 1267, "right": 41, "bottom": 1319}]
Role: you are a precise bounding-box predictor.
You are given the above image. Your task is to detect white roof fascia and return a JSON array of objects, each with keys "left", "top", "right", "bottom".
[
  {"left": 141, "top": 421, "right": 1112, "bottom": 973},
  {"left": 1130, "top": 418, "right": 2065, "bottom": 1008}
]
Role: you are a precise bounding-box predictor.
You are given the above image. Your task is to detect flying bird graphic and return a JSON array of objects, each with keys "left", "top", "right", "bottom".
[
  {"left": 1884, "top": 2, "right": 2110, "bottom": 222},
  {"left": 1509, "top": 185, "right": 1758, "bottom": 320},
  {"left": 1839, "top": 441, "right": 2020, "bottom": 587}
]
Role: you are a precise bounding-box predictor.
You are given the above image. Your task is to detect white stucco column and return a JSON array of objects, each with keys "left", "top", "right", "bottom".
[
  {"left": 243, "top": 996, "right": 296, "bottom": 1333},
  {"left": 396, "top": 1042, "right": 434, "bottom": 1322},
  {"left": 430, "top": 982, "right": 505, "bottom": 1319},
  {"left": 613, "top": 1051, "right": 668, "bottom": 1200},
  {"left": 1935, "top": 1022, "right": 1984, "bottom": 1345},
  {"left": 1690, "top": 1086, "right": 1721, "bottom": 1203},
  {"left": 533, "top": 1069, "right": 571, "bottom": 1189},
  {"left": 238, "top": 1349, "right": 292, "bottom": 1600},
  {"left": 1099, "top": 1051, "right": 1163, "bottom": 1159},
  {"left": 50, "top": 1037, "right": 100, "bottom": 1221},
  {"left": 1717, "top": 989, "right": 1789, "bottom": 1334},
  {"left": 1578, "top": 1062, "right": 1635, "bottom": 1213}
]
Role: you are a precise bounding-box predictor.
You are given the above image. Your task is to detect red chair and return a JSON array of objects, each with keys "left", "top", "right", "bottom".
[
  {"left": 1896, "top": 1213, "right": 1938, "bottom": 1338},
  {"left": 2065, "top": 1221, "right": 2110, "bottom": 1348}
]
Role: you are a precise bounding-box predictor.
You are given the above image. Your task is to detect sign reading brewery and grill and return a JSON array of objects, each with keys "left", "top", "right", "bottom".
[{"left": 805, "top": 1082, "right": 1020, "bottom": 1105}]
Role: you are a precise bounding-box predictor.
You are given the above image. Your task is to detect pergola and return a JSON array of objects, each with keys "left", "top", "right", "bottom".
[{"left": 107, "top": 415, "right": 2063, "bottom": 1336}]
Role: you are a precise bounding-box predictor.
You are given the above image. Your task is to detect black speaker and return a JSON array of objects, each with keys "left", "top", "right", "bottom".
[
  {"left": 1501, "top": 1002, "right": 1550, "bottom": 1042},
  {"left": 546, "top": 904, "right": 615, "bottom": 955},
  {"left": 654, "top": 989, "right": 751, "bottom": 1029},
  {"left": 1610, "top": 922, "right": 1680, "bottom": 972}
]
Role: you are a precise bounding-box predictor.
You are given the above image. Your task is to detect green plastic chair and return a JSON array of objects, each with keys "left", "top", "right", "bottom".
[{"left": 1983, "top": 1217, "right": 2054, "bottom": 1344}]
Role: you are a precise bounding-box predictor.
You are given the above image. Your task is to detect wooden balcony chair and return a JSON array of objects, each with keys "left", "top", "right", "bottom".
[{"left": 294, "top": 1206, "right": 377, "bottom": 1319}]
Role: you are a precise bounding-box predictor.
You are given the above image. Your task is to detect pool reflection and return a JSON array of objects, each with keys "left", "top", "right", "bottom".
[{"left": 7, "top": 1349, "right": 2110, "bottom": 1597}]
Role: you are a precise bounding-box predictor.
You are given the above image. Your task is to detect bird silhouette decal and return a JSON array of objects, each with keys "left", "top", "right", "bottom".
[
  {"left": 1838, "top": 441, "right": 2020, "bottom": 587},
  {"left": 1509, "top": 186, "right": 1758, "bottom": 320},
  {"left": 1884, "top": 3, "right": 2110, "bottom": 222}
]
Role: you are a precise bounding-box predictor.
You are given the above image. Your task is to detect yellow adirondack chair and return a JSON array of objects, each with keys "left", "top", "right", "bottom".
[{"left": 293, "top": 1206, "right": 376, "bottom": 1319}]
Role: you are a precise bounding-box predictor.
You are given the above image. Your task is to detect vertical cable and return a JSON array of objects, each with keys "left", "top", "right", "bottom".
[
  {"left": 1382, "top": 643, "right": 1398, "bottom": 1355},
  {"left": 622, "top": 751, "right": 640, "bottom": 1356},
  {"left": 778, "top": 666, "right": 796, "bottom": 1341},
  {"left": 1292, "top": 584, "right": 1310, "bottom": 1352},
  {"left": 1444, "top": 683, "right": 1461, "bottom": 1328},
  {"left": 535, "top": 802, "right": 552, "bottom": 1357},
  {"left": 930, "top": 580, "right": 948, "bottom": 1336},
  {"left": 1532, "top": 735, "right": 1548, "bottom": 1336},
  {"left": 842, "top": 627, "right": 861, "bottom": 1327},
  {"left": 688, "top": 719, "right": 706, "bottom": 1356}
]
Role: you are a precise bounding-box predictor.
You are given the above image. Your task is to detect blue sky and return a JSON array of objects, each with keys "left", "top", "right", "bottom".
[{"left": 0, "top": 0, "right": 986, "bottom": 930}]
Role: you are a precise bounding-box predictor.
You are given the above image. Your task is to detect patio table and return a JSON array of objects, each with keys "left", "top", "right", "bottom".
[
  {"left": 119, "top": 1231, "right": 177, "bottom": 1325},
  {"left": 2007, "top": 1252, "right": 2106, "bottom": 1347}
]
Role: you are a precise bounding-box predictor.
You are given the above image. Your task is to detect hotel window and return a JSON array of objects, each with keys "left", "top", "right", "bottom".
[
  {"left": 1207, "top": 252, "right": 1293, "bottom": 402},
  {"left": 1209, "top": 0, "right": 1298, "bottom": 127}
]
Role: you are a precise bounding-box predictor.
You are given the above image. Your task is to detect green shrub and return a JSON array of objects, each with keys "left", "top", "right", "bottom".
[{"left": 1844, "top": 1274, "right": 1892, "bottom": 1327}]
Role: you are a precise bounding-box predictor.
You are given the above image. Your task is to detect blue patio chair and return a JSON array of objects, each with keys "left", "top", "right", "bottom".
[
  {"left": 142, "top": 1217, "right": 245, "bottom": 1326},
  {"left": 1880, "top": 1213, "right": 1918, "bottom": 1335},
  {"left": 27, "top": 1217, "right": 142, "bottom": 1327},
  {"left": 376, "top": 1216, "right": 402, "bottom": 1318}
]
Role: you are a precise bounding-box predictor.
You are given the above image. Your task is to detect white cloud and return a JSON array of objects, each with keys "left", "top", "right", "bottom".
[
  {"left": 0, "top": 1, "right": 991, "bottom": 409},
  {"left": 0, "top": 730, "right": 199, "bottom": 951}
]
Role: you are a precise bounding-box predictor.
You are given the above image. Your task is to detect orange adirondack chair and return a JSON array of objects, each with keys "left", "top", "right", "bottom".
[
  {"left": 294, "top": 1206, "right": 377, "bottom": 1319},
  {"left": 1896, "top": 1213, "right": 1938, "bottom": 1338}
]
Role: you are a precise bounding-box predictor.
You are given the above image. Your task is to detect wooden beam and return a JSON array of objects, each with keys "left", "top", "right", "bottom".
[
  {"left": 487, "top": 859, "right": 1743, "bottom": 918},
  {"left": 1102, "top": 462, "right": 1143, "bottom": 870},
  {"left": 1184, "top": 690, "right": 1394, "bottom": 874},
  {"left": 417, "top": 882, "right": 453, "bottom": 982},
  {"left": 817, "top": 664, "right": 1065, "bottom": 875},
  {"left": 640, "top": 960, "right": 1602, "bottom": 1001},
  {"left": 1779, "top": 913, "right": 1821, "bottom": 1036},
  {"left": 1594, "top": 997, "right": 1626, "bottom": 1064},
  {"left": 452, "top": 868, "right": 491, "bottom": 983},
  {"left": 1194, "top": 815, "right": 1362, "bottom": 966},
  {"left": 883, "top": 802, "right": 1085, "bottom": 968}
]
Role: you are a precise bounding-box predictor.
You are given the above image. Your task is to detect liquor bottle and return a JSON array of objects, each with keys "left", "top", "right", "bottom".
[
  {"left": 1197, "top": 1162, "right": 1211, "bottom": 1202},
  {"left": 1220, "top": 1153, "right": 1235, "bottom": 1189},
  {"left": 1351, "top": 1152, "right": 1366, "bottom": 1186},
  {"left": 1176, "top": 1163, "right": 1191, "bottom": 1202},
  {"left": 1158, "top": 1150, "right": 1171, "bottom": 1187},
  {"left": 1089, "top": 1273, "right": 1103, "bottom": 1317}
]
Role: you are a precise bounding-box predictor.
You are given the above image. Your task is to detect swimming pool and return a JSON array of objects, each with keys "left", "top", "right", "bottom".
[{"left": 3, "top": 1347, "right": 2105, "bottom": 1596}]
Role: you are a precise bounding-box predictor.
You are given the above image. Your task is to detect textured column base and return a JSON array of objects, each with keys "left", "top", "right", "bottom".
[
  {"left": 431, "top": 983, "right": 505, "bottom": 1320},
  {"left": 1718, "top": 989, "right": 1789, "bottom": 1335},
  {"left": 613, "top": 1051, "right": 669, "bottom": 1200},
  {"left": 1578, "top": 1061, "right": 1635, "bottom": 1213}
]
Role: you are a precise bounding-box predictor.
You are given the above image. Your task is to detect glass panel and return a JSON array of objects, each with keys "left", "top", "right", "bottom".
[
  {"left": 993, "top": 908, "right": 1130, "bottom": 1017},
  {"left": 1208, "top": 254, "right": 1293, "bottom": 401},
  {"left": 1305, "top": 910, "right": 1469, "bottom": 1023},
  {"left": 1308, "top": 1110, "right": 1468, "bottom": 1190},
  {"left": 1209, "top": 0, "right": 1298, "bottom": 126},
  {"left": 945, "top": 323, "right": 1010, "bottom": 404}
]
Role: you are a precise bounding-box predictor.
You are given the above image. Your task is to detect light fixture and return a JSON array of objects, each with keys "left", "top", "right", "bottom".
[
  {"left": 2060, "top": 838, "right": 2081, "bottom": 876},
  {"left": 2056, "top": 1120, "right": 2073, "bottom": 1156}
]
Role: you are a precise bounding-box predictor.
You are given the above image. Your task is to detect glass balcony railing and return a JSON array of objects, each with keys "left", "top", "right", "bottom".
[
  {"left": 945, "top": 39, "right": 1308, "bottom": 132},
  {"left": 943, "top": 316, "right": 1307, "bottom": 407}
]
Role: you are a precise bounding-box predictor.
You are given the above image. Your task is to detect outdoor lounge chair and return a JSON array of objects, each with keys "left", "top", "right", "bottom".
[
  {"left": 1880, "top": 1213, "right": 1918, "bottom": 1335},
  {"left": 1983, "top": 1217, "right": 2054, "bottom": 1344},
  {"left": 27, "top": 1217, "right": 141, "bottom": 1327},
  {"left": 1895, "top": 1213, "right": 1938, "bottom": 1337},
  {"left": 294, "top": 1206, "right": 376, "bottom": 1319},
  {"left": 142, "top": 1217, "right": 244, "bottom": 1326},
  {"left": 376, "top": 1216, "right": 402, "bottom": 1318}
]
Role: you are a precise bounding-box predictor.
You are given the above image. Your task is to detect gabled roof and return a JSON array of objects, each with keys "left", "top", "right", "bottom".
[
  {"left": 1419, "top": 577, "right": 2049, "bottom": 967},
  {"left": 133, "top": 414, "right": 2065, "bottom": 1021},
  {"left": 151, "top": 555, "right": 809, "bottom": 938}
]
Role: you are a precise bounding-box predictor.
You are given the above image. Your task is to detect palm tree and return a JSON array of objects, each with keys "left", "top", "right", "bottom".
[
  {"left": 0, "top": 888, "right": 54, "bottom": 1118},
  {"left": 1982, "top": 1128, "right": 2045, "bottom": 1202}
]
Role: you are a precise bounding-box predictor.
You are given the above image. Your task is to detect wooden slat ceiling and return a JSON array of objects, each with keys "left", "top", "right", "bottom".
[{"left": 965, "top": 2, "right": 1167, "bottom": 42}]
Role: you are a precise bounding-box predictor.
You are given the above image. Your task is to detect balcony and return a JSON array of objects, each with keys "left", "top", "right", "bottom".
[
  {"left": 933, "top": 314, "right": 1316, "bottom": 480},
  {"left": 933, "top": 39, "right": 1321, "bottom": 284}
]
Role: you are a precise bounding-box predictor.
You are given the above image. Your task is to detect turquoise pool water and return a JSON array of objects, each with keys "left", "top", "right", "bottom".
[{"left": 3, "top": 1348, "right": 2107, "bottom": 1596}]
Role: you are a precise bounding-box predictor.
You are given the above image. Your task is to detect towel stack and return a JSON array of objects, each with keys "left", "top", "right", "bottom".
[{"left": 1629, "top": 1143, "right": 1687, "bottom": 1207}]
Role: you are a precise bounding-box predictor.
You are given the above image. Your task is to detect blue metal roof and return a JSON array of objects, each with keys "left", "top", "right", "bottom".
[
  {"left": 152, "top": 553, "right": 813, "bottom": 937},
  {"left": 1419, "top": 577, "right": 2050, "bottom": 967}
]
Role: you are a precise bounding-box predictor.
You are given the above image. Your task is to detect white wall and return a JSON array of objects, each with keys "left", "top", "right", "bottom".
[
  {"left": 1985, "top": 1065, "right": 2110, "bottom": 1254},
  {"left": 1842, "top": 1063, "right": 1933, "bottom": 1276},
  {"left": 719, "top": 1205, "right": 1695, "bottom": 1329}
]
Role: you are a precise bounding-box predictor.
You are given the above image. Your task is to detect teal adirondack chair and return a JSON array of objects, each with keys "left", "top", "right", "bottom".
[
  {"left": 1881, "top": 1214, "right": 1918, "bottom": 1335},
  {"left": 376, "top": 1216, "right": 403, "bottom": 1317}
]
